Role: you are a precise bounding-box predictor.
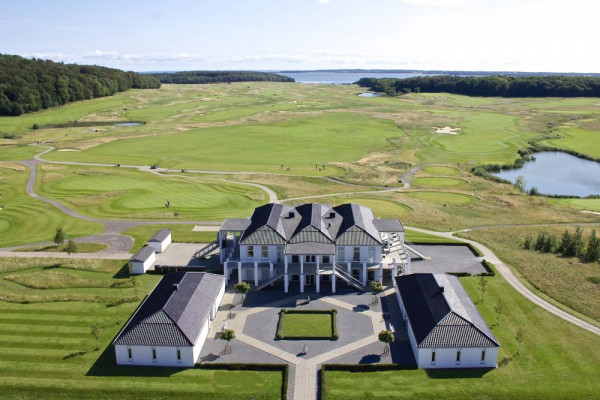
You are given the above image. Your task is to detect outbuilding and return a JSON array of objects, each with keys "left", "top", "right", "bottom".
[
  {"left": 113, "top": 272, "right": 226, "bottom": 367},
  {"left": 129, "top": 246, "right": 156, "bottom": 275},
  {"left": 148, "top": 229, "right": 172, "bottom": 253},
  {"left": 395, "top": 273, "right": 500, "bottom": 368}
]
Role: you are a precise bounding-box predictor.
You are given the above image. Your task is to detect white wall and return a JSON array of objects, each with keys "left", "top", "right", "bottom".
[
  {"left": 418, "top": 346, "right": 499, "bottom": 369},
  {"left": 148, "top": 233, "right": 171, "bottom": 253},
  {"left": 337, "top": 246, "right": 381, "bottom": 263},
  {"left": 240, "top": 245, "right": 282, "bottom": 262},
  {"left": 131, "top": 252, "right": 156, "bottom": 275},
  {"left": 115, "top": 344, "right": 195, "bottom": 367}
]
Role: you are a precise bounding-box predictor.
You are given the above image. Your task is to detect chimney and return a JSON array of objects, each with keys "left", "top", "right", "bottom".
[
  {"left": 439, "top": 286, "right": 444, "bottom": 293},
  {"left": 288, "top": 211, "right": 295, "bottom": 218},
  {"left": 329, "top": 212, "right": 335, "bottom": 219},
  {"left": 173, "top": 283, "right": 179, "bottom": 291}
]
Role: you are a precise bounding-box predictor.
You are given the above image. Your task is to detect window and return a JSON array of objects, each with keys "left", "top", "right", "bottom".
[
  {"left": 337, "top": 246, "right": 345, "bottom": 262},
  {"left": 247, "top": 246, "right": 254, "bottom": 258},
  {"left": 306, "top": 255, "right": 315, "bottom": 263},
  {"left": 353, "top": 247, "right": 360, "bottom": 261},
  {"left": 177, "top": 349, "right": 182, "bottom": 363},
  {"left": 152, "top": 348, "right": 157, "bottom": 362},
  {"left": 261, "top": 245, "right": 268, "bottom": 258},
  {"left": 127, "top": 347, "right": 133, "bottom": 361},
  {"left": 456, "top": 350, "right": 461, "bottom": 364},
  {"left": 368, "top": 246, "right": 376, "bottom": 262},
  {"left": 322, "top": 255, "right": 330, "bottom": 264},
  {"left": 481, "top": 350, "right": 486, "bottom": 364},
  {"left": 277, "top": 247, "right": 283, "bottom": 262},
  {"left": 431, "top": 351, "right": 436, "bottom": 365}
]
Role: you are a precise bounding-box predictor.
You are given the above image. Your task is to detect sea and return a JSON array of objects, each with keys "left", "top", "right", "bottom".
[{"left": 275, "top": 71, "right": 432, "bottom": 84}]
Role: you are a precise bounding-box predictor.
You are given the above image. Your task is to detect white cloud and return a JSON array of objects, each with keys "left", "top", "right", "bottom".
[
  {"left": 318, "top": 0, "right": 331, "bottom": 4},
  {"left": 400, "top": 0, "right": 473, "bottom": 6}
]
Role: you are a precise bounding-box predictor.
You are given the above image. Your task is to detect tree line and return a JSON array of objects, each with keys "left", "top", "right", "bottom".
[
  {"left": 0, "top": 54, "right": 161, "bottom": 116},
  {"left": 524, "top": 228, "right": 600, "bottom": 262},
  {"left": 356, "top": 75, "right": 600, "bottom": 97},
  {"left": 151, "top": 71, "right": 295, "bottom": 84}
]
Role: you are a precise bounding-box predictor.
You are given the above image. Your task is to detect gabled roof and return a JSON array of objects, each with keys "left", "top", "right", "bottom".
[
  {"left": 372, "top": 218, "right": 404, "bottom": 233},
  {"left": 240, "top": 203, "right": 292, "bottom": 244},
  {"left": 130, "top": 246, "right": 155, "bottom": 262},
  {"left": 149, "top": 229, "right": 171, "bottom": 242},
  {"left": 289, "top": 203, "right": 333, "bottom": 243},
  {"left": 113, "top": 272, "right": 225, "bottom": 347},
  {"left": 333, "top": 204, "right": 382, "bottom": 245},
  {"left": 395, "top": 273, "right": 499, "bottom": 348},
  {"left": 220, "top": 218, "right": 251, "bottom": 231}
]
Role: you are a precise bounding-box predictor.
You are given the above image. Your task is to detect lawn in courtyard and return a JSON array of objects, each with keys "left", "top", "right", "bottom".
[{"left": 277, "top": 310, "right": 337, "bottom": 340}]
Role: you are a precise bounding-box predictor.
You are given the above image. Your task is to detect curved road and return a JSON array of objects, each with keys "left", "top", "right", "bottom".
[{"left": 3, "top": 145, "right": 600, "bottom": 337}]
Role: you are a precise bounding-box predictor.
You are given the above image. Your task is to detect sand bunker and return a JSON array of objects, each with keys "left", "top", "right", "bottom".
[
  {"left": 434, "top": 126, "right": 461, "bottom": 135},
  {"left": 57, "top": 149, "right": 79, "bottom": 152},
  {"left": 581, "top": 210, "right": 600, "bottom": 216}
]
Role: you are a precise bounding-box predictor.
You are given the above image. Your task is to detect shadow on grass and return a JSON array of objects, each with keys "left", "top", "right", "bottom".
[
  {"left": 425, "top": 367, "right": 494, "bottom": 379},
  {"left": 42, "top": 263, "right": 62, "bottom": 270},
  {"left": 112, "top": 263, "right": 131, "bottom": 279},
  {"left": 63, "top": 350, "right": 89, "bottom": 360},
  {"left": 86, "top": 344, "right": 185, "bottom": 377}
]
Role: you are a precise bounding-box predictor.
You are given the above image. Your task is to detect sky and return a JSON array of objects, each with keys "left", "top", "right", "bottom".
[{"left": 1, "top": 0, "right": 599, "bottom": 73}]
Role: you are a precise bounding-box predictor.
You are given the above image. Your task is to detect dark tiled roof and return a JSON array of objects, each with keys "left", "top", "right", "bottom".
[
  {"left": 149, "top": 229, "right": 171, "bottom": 242},
  {"left": 334, "top": 204, "right": 382, "bottom": 245},
  {"left": 114, "top": 272, "right": 225, "bottom": 347},
  {"left": 395, "top": 273, "right": 499, "bottom": 349},
  {"left": 130, "top": 246, "right": 155, "bottom": 262},
  {"left": 240, "top": 203, "right": 291, "bottom": 244},
  {"left": 373, "top": 219, "right": 404, "bottom": 232},
  {"left": 220, "top": 218, "right": 251, "bottom": 231}
]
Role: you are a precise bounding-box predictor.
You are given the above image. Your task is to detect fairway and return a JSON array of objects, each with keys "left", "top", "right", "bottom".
[
  {"left": 36, "top": 165, "right": 268, "bottom": 220},
  {"left": 0, "top": 258, "right": 282, "bottom": 400},
  {"left": 420, "top": 165, "right": 460, "bottom": 175},
  {"left": 299, "top": 196, "right": 412, "bottom": 219},
  {"left": 553, "top": 198, "right": 600, "bottom": 212},
  {"left": 404, "top": 191, "right": 476, "bottom": 205},
  {"left": 44, "top": 112, "right": 403, "bottom": 174},
  {"left": 411, "top": 177, "right": 467, "bottom": 188},
  {"left": 541, "top": 123, "right": 600, "bottom": 159},
  {"left": 323, "top": 273, "right": 600, "bottom": 400}
]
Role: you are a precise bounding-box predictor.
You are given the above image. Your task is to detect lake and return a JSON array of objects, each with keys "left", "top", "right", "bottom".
[
  {"left": 276, "top": 71, "right": 431, "bottom": 84},
  {"left": 492, "top": 152, "right": 600, "bottom": 196}
]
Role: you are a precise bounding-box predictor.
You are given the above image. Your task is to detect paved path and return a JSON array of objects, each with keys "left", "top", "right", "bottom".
[{"left": 405, "top": 225, "right": 600, "bottom": 337}]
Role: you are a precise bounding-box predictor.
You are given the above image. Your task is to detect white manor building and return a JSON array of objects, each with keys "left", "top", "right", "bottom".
[{"left": 218, "top": 203, "right": 409, "bottom": 293}]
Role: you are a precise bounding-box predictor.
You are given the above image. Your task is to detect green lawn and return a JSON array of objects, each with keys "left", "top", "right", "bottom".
[
  {"left": 0, "top": 257, "right": 282, "bottom": 400},
  {"left": 541, "top": 125, "right": 600, "bottom": 159},
  {"left": 36, "top": 165, "right": 267, "bottom": 220},
  {"left": 0, "top": 145, "right": 41, "bottom": 161},
  {"left": 294, "top": 196, "right": 412, "bottom": 219},
  {"left": 553, "top": 197, "right": 600, "bottom": 212},
  {"left": 420, "top": 166, "right": 460, "bottom": 176},
  {"left": 404, "top": 229, "right": 462, "bottom": 244},
  {"left": 43, "top": 112, "right": 403, "bottom": 175},
  {"left": 277, "top": 311, "right": 335, "bottom": 339},
  {"left": 323, "top": 272, "right": 600, "bottom": 399},
  {"left": 404, "top": 191, "right": 476, "bottom": 205},
  {"left": 0, "top": 163, "right": 103, "bottom": 247},
  {"left": 122, "top": 224, "right": 217, "bottom": 253},
  {"left": 411, "top": 177, "right": 468, "bottom": 188},
  {"left": 15, "top": 242, "right": 108, "bottom": 253}
]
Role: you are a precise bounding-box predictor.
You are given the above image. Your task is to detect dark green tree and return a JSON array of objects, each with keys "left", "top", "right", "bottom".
[
  {"left": 234, "top": 281, "right": 250, "bottom": 303},
  {"left": 378, "top": 330, "right": 394, "bottom": 355},
  {"left": 54, "top": 227, "right": 65, "bottom": 246},
  {"left": 585, "top": 229, "right": 600, "bottom": 262}
]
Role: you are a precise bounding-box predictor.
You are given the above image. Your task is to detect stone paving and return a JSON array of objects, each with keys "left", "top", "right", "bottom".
[
  {"left": 199, "top": 286, "right": 408, "bottom": 400},
  {"left": 410, "top": 244, "right": 486, "bottom": 275}
]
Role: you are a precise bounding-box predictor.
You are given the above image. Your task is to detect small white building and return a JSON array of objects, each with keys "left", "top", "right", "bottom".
[
  {"left": 395, "top": 273, "right": 500, "bottom": 369},
  {"left": 148, "top": 229, "right": 172, "bottom": 253},
  {"left": 129, "top": 247, "right": 156, "bottom": 275},
  {"left": 113, "top": 272, "right": 226, "bottom": 367}
]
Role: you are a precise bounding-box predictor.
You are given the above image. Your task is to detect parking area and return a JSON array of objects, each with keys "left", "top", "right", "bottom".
[{"left": 409, "top": 244, "right": 486, "bottom": 275}]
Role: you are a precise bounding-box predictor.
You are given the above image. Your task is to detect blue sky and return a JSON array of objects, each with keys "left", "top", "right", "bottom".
[{"left": 1, "top": 0, "right": 598, "bottom": 72}]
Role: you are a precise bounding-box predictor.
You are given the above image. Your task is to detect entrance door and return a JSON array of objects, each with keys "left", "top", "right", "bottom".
[{"left": 305, "top": 275, "right": 314, "bottom": 286}]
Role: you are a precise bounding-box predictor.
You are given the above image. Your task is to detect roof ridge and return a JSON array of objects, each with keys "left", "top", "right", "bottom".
[
  {"left": 418, "top": 309, "right": 452, "bottom": 346},
  {"left": 163, "top": 287, "right": 196, "bottom": 346}
]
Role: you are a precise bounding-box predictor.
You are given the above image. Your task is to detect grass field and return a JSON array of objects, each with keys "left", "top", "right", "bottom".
[
  {"left": 277, "top": 311, "right": 334, "bottom": 339},
  {"left": 36, "top": 165, "right": 267, "bottom": 220},
  {"left": 323, "top": 272, "right": 600, "bottom": 399},
  {"left": 0, "top": 145, "right": 41, "bottom": 161},
  {"left": 0, "top": 257, "right": 282, "bottom": 400},
  {"left": 541, "top": 122, "right": 600, "bottom": 158},
  {"left": 404, "top": 229, "right": 462, "bottom": 244},
  {"left": 460, "top": 226, "right": 600, "bottom": 323},
  {"left": 15, "top": 242, "right": 108, "bottom": 253},
  {"left": 420, "top": 165, "right": 460, "bottom": 175},
  {"left": 0, "top": 163, "right": 103, "bottom": 247},
  {"left": 553, "top": 198, "right": 600, "bottom": 212},
  {"left": 293, "top": 196, "right": 412, "bottom": 219},
  {"left": 410, "top": 177, "right": 468, "bottom": 188}
]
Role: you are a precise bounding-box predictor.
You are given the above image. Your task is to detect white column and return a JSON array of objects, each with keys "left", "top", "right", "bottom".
[
  {"left": 362, "top": 262, "right": 367, "bottom": 285},
  {"left": 332, "top": 269, "right": 336, "bottom": 293},
  {"left": 218, "top": 231, "right": 223, "bottom": 263},
  {"left": 269, "top": 262, "right": 274, "bottom": 279},
  {"left": 300, "top": 256, "right": 305, "bottom": 293},
  {"left": 378, "top": 262, "right": 383, "bottom": 284},
  {"left": 316, "top": 272, "right": 320, "bottom": 293},
  {"left": 284, "top": 256, "right": 289, "bottom": 293},
  {"left": 238, "top": 261, "right": 242, "bottom": 283},
  {"left": 347, "top": 262, "right": 351, "bottom": 276},
  {"left": 254, "top": 262, "right": 259, "bottom": 286},
  {"left": 224, "top": 261, "right": 229, "bottom": 285},
  {"left": 392, "top": 258, "right": 398, "bottom": 286}
]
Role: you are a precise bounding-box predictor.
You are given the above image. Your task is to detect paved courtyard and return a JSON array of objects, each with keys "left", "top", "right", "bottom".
[{"left": 198, "top": 286, "right": 413, "bottom": 400}]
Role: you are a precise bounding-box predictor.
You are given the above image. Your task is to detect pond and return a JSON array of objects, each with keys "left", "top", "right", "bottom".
[
  {"left": 492, "top": 152, "right": 600, "bottom": 196},
  {"left": 358, "top": 93, "right": 382, "bottom": 97}
]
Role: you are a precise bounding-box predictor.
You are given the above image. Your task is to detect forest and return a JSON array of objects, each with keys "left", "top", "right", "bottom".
[
  {"left": 151, "top": 70, "right": 295, "bottom": 84},
  {"left": 357, "top": 75, "right": 600, "bottom": 97},
  {"left": 0, "top": 54, "right": 161, "bottom": 116}
]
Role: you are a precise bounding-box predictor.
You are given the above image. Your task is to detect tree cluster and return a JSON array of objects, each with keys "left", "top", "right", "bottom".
[
  {"left": 524, "top": 228, "right": 600, "bottom": 262},
  {"left": 151, "top": 71, "right": 295, "bottom": 84},
  {"left": 0, "top": 54, "right": 161, "bottom": 116},
  {"left": 356, "top": 75, "right": 600, "bottom": 98}
]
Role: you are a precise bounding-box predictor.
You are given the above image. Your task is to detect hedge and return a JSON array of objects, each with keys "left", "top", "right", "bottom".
[
  {"left": 321, "top": 363, "right": 417, "bottom": 400},
  {"left": 195, "top": 363, "right": 289, "bottom": 400}
]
